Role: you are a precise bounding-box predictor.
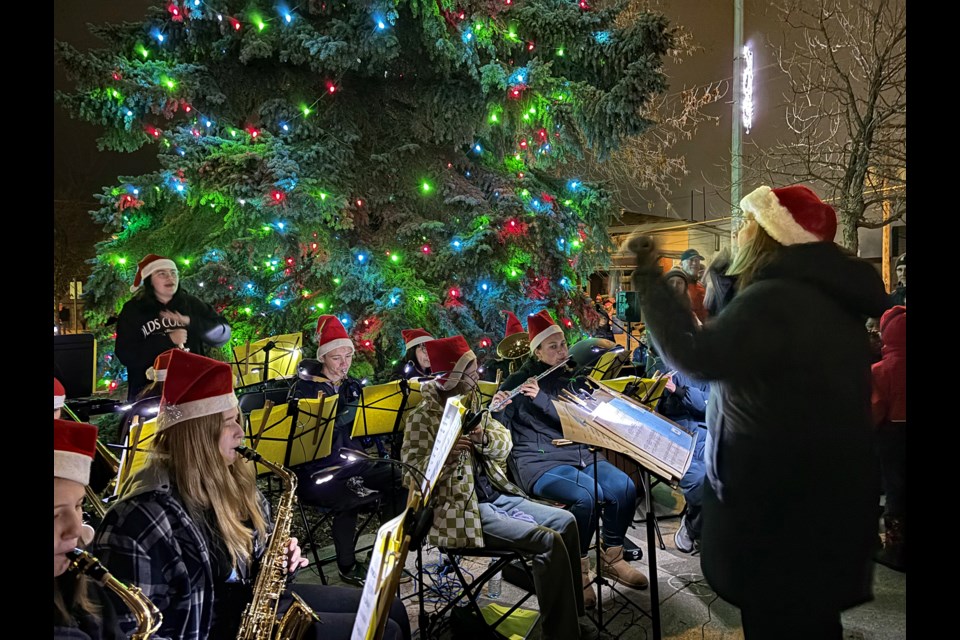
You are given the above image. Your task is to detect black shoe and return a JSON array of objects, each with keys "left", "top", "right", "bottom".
[{"left": 338, "top": 563, "right": 367, "bottom": 587}]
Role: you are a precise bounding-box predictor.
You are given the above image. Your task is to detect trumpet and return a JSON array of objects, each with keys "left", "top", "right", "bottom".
[
  {"left": 488, "top": 356, "right": 577, "bottom": 413},
  {"left": 67, "top": 548, "right": 163, "bottom": 640}
]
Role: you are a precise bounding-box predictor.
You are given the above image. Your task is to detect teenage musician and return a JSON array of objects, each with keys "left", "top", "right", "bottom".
[
  {"left": 491, "top": 310, "right": 649, "bottom": 608},
  {"left": 392, "top": 328, "right": 434, "bottom": 380},
  {"left": 89, "top": 350, "right": 411, "bottom": 640}
]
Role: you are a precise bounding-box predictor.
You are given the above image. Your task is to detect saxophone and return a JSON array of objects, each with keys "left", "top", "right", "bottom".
[
  {"left": 66, "top": 548, "right": 163, "bottom": 640},
  {"left": 235, "top": 445, "right": 320, "bottom": 640}
]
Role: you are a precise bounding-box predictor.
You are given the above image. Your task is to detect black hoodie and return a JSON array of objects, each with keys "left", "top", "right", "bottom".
[{"left": 632, "top": 240, "right": 890, "bottom": 612}]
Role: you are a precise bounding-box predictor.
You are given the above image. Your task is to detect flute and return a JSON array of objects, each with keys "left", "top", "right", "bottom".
[{"left": 488, "top": 357, "right": 576, "bottom": 413}]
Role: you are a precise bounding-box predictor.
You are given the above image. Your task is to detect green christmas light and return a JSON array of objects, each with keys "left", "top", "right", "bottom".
[
  {"left": 390, "top": 253, "right": 401, "bottom": 263},
  {"left": 520, "top": 189, "right": 529, "bottom": 197},
  {"left": 136, "top": 44, "right": 150, "bottom": 59},
  {"left": 244, "top": 307, "right": 252, "bottom": 314},
  {"left": 421, "top": 181, "right": 432, "bottom": 194},
  {"left": 557, "top": 48, "right": 565, "bottom": 56},
  {"left": 489, "top": 113, "right": 499, "bottom": 124},
  {"left": 333, "top": 277, "right": 341, "bottom": 285},
  {"left": 416, "top": 294, "right": 426, "bottom": 302},
  {"left": 251, "top": 13, "right": 266, "bottom": 31},
  {"left": 181, "top": 258, "right": 190, "bottom": 265},
  {"left": 161, "top": 76, "right": 176, "bottom": 90},
  {"left": 116, "top": 257, "right": 127, "bottom": 265},
  {"left": 318, "top": 302, "right": 326, "bottom": 310},
  {"left": 301, "top": 105, "right": 312, "bottom": 117}
]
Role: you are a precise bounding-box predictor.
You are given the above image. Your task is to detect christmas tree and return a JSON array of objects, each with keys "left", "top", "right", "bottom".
[{"left": 55, "top": 0, "right": 677, "bottom": 388}]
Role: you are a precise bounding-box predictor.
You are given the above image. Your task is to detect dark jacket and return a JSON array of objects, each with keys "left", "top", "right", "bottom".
[
  {"left": 493, "top": 357, "right": 597, "bottom": 492},
  {"left": 657, "top": 367, "right": 709, "bottom": 432},
  {"left": 632, "top": 241, "right": 889, "bottom": 611},
  {"left": 115, "top": 289, "right": 231, "bottom": 400}
]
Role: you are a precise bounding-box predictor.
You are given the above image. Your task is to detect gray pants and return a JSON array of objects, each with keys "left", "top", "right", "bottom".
[{"left": 479, "top": 494, "right": 584, "bottom": 640}]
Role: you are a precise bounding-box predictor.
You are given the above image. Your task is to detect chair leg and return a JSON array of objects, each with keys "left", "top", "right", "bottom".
[{"left": 298, "top": 502, "right": 329, "bottom": 585}]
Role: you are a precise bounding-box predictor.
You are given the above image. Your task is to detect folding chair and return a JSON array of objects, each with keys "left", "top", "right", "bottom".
[{"left": 424, "top": 547, "right": 539, "bottom": 640}]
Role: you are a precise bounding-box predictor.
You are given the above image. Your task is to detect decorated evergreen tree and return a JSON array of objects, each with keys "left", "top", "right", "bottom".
[{"left": 56, "top": 0, "right": 677, "bottom": 389}]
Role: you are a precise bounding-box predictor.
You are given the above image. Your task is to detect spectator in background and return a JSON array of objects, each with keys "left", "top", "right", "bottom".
[
  {"left": 703, "top": 248, "right": 737, "bottom": 319},
  {"left": 679, "top": 249, "right": 708, "bottom": 323},
  {"left": 865, "top": 317, "right": 882, "bottom": 364},
  {"left": 59, "top": 303, "right": 72, "bottom": 334},
  {"left": 871, "top": 305, "right": 906, "bottom": 572},
  {"left": 889, "top": 253, "right": 906, "bottom": 306}
]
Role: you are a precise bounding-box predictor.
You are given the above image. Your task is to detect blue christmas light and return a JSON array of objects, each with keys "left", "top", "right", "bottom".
[
  {"left": 462, "top": 28, "right": 473, "bottom": 43},
  {"left": 560, "top": 277, "right": 571, "bottom": 287},
  {"left": 509, "top": 68, "right": 528, "bottom": 85},
  {"left": 479, "top": 281, "right": 490, "bottom": 292},
  {"left": 340, "top": 316, "right": 351, "bottom": 327},
  {"left": 280, "top": 122, "right": 289, "bottom": 131},
  {"left": 357, "top": 253, "right": 367, "bottom": 263},
  {"left": 375, "top": 15, "right": 387, "bottom": 30},
  {"left": 567, "top": 179, "right": 581, "bottom": 191},
  {"left": 246, "top": 283, "right": 254, "bottom": 289},
  {"left": 594, "top": 31, "right": 611, "bottom": 44},
  {"left": 126, "top": 110, "right": 133, "bottom": 116},
  {"left": 473, "top": 143, "right": 482, "bottom": 153},
  {"left": 389, "top": 295, "right": 399, "bottom": 305},
  {"left": 205, "top": 119, "right": 213, "bottom": 127},
  {"left": 451, "top": 239, "right": 462, "bottom": 250},
  {"left": 152, "top": 29, "right": 165, "bottom": 44},
  {"left": 277, "top": 222, "right": 285, "bottom": 229},
  {"left": 273, "top": 299, "right": 283, "bottom": 306}
]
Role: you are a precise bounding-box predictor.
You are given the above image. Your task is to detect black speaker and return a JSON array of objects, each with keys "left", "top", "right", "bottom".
[
  {"left": 616, "top": 291, "right": 642, "bottom": 323},
  {"left": 54, "top": 334, "right": 97, "bottom": 399}
]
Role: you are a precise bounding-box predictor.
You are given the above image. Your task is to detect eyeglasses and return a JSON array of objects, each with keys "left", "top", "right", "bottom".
[{"left": 152, "top": 269, "right": 179, "bottom": 278}]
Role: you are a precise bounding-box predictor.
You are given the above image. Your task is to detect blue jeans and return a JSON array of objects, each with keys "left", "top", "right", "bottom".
[
  {"left": 678, "top": 426, "right": 708, "bottom": 538},
  {"left": 479, "top": 494, "right": 583, "bottom": 640},
  {"left": 530, "top": 461, "right": 637, "bottom": 555}
]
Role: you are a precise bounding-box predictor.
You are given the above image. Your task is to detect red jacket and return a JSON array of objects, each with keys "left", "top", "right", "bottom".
[
  {"left": 688, "top": 281, "right": 708, "bottom": 323},
  {"left": 871, "top": 305, "right": 906, "bottom": 425}
]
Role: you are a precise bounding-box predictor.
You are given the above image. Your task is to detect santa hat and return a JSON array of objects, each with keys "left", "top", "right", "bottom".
[
  {"left": 146, "top": 349, "right": 176, "bottom": 382},
  {"left": 131, "top": 253, "right": 177, "bottom": 292},
  {"left": 54, "top": 418, "right": 98, "bottom": 486},
  {"left": 315, "top": 315, "right": 354, "bottom": 359},
  {"left": 527, "top": 310, "right": 563, "bottom": 353},
  {"left": 503, "top": 311, "right": 525, "bottom": 337},
  {"left": 739, "top": 185, "right": 837, "bottom": 246},
  {"left": 424, "top": 336, "right": 477, "bottom": 391},
  {"left": 402, "top": 328, "right": 435, "bottom": 352},
  {"left": 54, "top": 377, "right": 66, "bottom": 411},
  {"left": 157, "top": 350, "right": 238, "bottom": 431}
]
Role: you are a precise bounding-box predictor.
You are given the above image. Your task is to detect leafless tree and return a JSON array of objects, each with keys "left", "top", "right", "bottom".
[
  {"left": 757, "top": 0, "right": 905, "bottom": 251},
  {"left": 569, "top": 0, "right": 729, "bottom": 215}
]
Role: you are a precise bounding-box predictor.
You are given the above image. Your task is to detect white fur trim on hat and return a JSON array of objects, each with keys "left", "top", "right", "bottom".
[
  {"left": 157, "top": 392, "right": 239, "bottom": 431},
  {"left": 54, "top": 394, "right": 66, "bottom": 410},
  {"left": 441, "top": 350, "right": 478, "bottom": 391},
  {"left": 316, "top": 338, "right": 355, "bottom": 360},
  {"left": 529, "top": 324, "right": 563, "bottom": 353},
  {"left": 130, "top": 258, "right": 177, "bottom": 293},
  {"left": 54, "top": 450, "right": 92, "bottom": 485},
  {"left": 740, "top": 186, "right": 819, "bottom": 246},
  {"left": 404, "top": 335, "right": 434, "bottom": 351}
]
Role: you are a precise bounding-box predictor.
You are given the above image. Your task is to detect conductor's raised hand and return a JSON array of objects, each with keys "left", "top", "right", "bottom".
[{"left": 627, "top": 235, "right": 660, "bottom": 276}]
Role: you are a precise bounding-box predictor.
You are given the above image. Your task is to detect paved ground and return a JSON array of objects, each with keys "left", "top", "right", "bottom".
[{"left": 298, "top": 483, "right": 906, "bottom": 639}]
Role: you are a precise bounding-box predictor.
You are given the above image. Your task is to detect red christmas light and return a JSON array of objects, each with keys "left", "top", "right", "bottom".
[
  {"left": 509, "top": 87, "right": 523, "bottom": 100},
  {"left": 229, "top": 17, "right": 242, "bottom": 31},
  {"left": 579, "top": 1, "right": 590, "bottom": 8},
  {"left": 168, "top": 3, "right": 182, "bottom": 21},
  {"left": 286, "top": 257, "right": 295, "bottom": 265},
  {"left": 480, "top": 338, "right": 492, "bottom": 348},
  {"left": 563, "top": 318, "right": 573, "bottom": 328},
  {"left": 112, "top": 71, "right": 122, "bottom": 81},
  {"left": 326, "top": 81, "right": 337, "bottom": 94},
  {"left": 270, "top": 190, "right": 286, "bottom": 203},
  {"left": 311, "top": 243, "right": 318, "bottom": 250},
  {"left": 449, "top": 288, "right": 460, "bottom": 298},
  {"left": 518, "top": 172, "right": 525, "bottom": 179},
  {"left": 422, "top": 245, "right": 431, "bottom": 254},
  {"left": 537, "top": 128, "right": 547, "bottom": 141},
  {"left": 519, "top": 139, "right": 528, "bottom": 149},
  {"left": 356, "top": 199, "right": 364, "bottom": 207},
  {"left": 527, "top": 42, "right": 535, "bottom": 51}
]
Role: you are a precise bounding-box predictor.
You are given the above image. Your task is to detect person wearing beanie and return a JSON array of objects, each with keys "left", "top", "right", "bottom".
[
  {"left": 391, "top": 328, "right": 435, "bottom": 380},
  {"left": 89, "top": 350, "right": 411, "bottom": 640},
  {"left": 54, "top": 377, "right": 67, "bottom": 419},
  {"left": 54, "top": 418, "right": 125, "bottom": 640},
  {"left": 115, "top": 253, "right": 232, "bottom": 401},
  {"left": 871, "top": 305, "right": 906, "bottom": 572},
  {"left": 290, "top": 315, "right": 408, "bottom": 587},
  {"left": 890, "top": 253, "right": 906, "bottom": 306},
  {"left": 401, "top": 336, "right": 598, "bottom": 640},
  {"left": 629, "top": 184, "right": 889, "bottom": 639},
  {"left": 679, "top": 248, "right": 709, "bottom": 323},
  {"left": 492, "top": 310, "right": 650, "bottom": 609}
]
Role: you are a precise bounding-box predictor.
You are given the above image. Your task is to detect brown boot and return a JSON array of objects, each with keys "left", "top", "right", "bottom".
[
  {"left": 580, "top": 556, "right": 597, "bottom": 608},
  {"left": 600, "top": 545, "right": 649, "bottom": 590}
]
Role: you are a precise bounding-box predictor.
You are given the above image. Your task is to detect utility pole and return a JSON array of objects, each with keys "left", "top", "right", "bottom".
[{"left": 731, "top": 0, "right": 744, "bottom": 248}]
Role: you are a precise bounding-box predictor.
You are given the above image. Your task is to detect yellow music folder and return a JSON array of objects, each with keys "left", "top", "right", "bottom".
[
  {"left": 231, "top": 332, "right": 303, "bottom": 387},
  {"left": 350, "top": 380, "right": 419, "bottom": 438},
  {"left": 350, "top": 508, "right": 410, "bottom": 640}
]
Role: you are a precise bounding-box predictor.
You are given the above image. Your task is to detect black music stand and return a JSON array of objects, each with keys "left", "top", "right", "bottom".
[{"left": 231, "top": 332, "right": 303, "bottom": 386}]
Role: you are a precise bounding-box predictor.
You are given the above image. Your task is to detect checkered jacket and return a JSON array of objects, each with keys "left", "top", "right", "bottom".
[
  {"left": 89, "top": 465, "right": 271, "bottom": 640},
  {"left": 401, "top": 382, "right": 526, "bottom": 548}
]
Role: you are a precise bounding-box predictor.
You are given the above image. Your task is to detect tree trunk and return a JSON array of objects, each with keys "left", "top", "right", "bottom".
[{"left": 839, "top": 212, "right": 860, "bottom": 254}]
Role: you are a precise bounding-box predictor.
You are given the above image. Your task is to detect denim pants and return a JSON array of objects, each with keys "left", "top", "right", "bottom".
[
  {"left": 678, "top": 426, "right": 708, "bottom": 538},
  {"left": 530, "top": 461, "right": 637, "bottom": 555},
  {"left": 479, "top": 494, "right": 584, "bottom": 640}
]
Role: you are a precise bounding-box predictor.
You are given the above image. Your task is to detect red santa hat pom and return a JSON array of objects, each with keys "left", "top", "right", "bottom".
[
  {"left": 157, "top": 350, "right": 238, "bottom": 431},
  {"left": 402, "top": 328, "right": 435, "bottom": 352},
  {"left": 503, "top": 311, "right": 525, "bottom": 337},
  {"left": 315, "top": 315, "right": 354, "bottom": 359},
  {"left": 131, "top": 253, "right": 177, "bottom": 292},
  {"left": 54, "top": 418, "right": 98, "bottom": 486},
  {"left": 54, "top": 377, "right": 66, "bottom": 411},
  {"left": 146, "top": 348, "right": 177, "bottom": 382},
  {"left": 424, "top": 335, "right": 477, "bottom": 391},
  {"left": 527, "top": 310, "right": 563, "bottom": 353},
  {"left": 739, "top": 185, "right": 837, "bottom": 246}
]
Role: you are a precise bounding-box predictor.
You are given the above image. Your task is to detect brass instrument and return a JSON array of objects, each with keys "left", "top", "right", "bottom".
[
  {"left": 496, "top": 332, "right": 530, "bottom": 374},
  {"left": 63, "top": 404, "right": 121, "bottom": 521},
  {"left": 234, "top": 446, "right": 320, "bottom": 640},
  {"left": 67, "top": 548, "right": 163, "bottom": 640}
]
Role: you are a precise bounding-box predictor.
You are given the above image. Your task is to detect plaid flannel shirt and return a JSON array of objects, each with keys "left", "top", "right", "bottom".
[
  {"left": 89, "top": 465, "right": 271, "bottom": 640},
  {"left": 401, "top": 382, "right": 526, "bottom": 548}
]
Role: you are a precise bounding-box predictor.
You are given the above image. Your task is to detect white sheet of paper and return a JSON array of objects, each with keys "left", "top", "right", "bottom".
[
  {"left": 350, "top": 509, "right": 408, "bottom": 640},
  {"left": 420, "top": 395, "right": 464, "bottom": 501}
]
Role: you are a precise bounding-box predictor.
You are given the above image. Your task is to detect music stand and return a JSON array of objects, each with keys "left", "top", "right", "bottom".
[
  {"left": 475, "top": 380, "right": 500, "bottom": 409},
  {"left": 349, "top": 508, "right": 413, "bottom": 640},
  {"left": 115, "top": 415, "right": 159, "bottom": 494},
  {"left": 231, "top": 332, "right": 303, "bottom": 386},
  {"left": 244, "top": 395, "right": 339, "bottom": 478}
]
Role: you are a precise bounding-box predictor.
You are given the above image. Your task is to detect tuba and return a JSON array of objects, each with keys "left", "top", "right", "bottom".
[
  {"left": 496, "top": 332, "right": 530, "bottom": 375},
  {"left": 235, "top": 446, "right": 320, "bottom": 640},
  {"left": 67, "top": 548, "right": 163, "bottom": 640}
]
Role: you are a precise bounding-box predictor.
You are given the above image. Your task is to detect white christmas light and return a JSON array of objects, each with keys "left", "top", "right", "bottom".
[{"left": 742, "top": 45, "right": 754, "bottom": 134}]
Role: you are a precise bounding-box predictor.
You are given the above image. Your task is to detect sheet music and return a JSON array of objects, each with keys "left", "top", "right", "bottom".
[
  {"left": 591, "top": 399, "right": 693, "bottom": 474},
  {"left": 351, "top": 509, "right": 408, "bottom": 640},
  {"left": 420, "top": 396, "right": 464, "bottom": 500}
]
